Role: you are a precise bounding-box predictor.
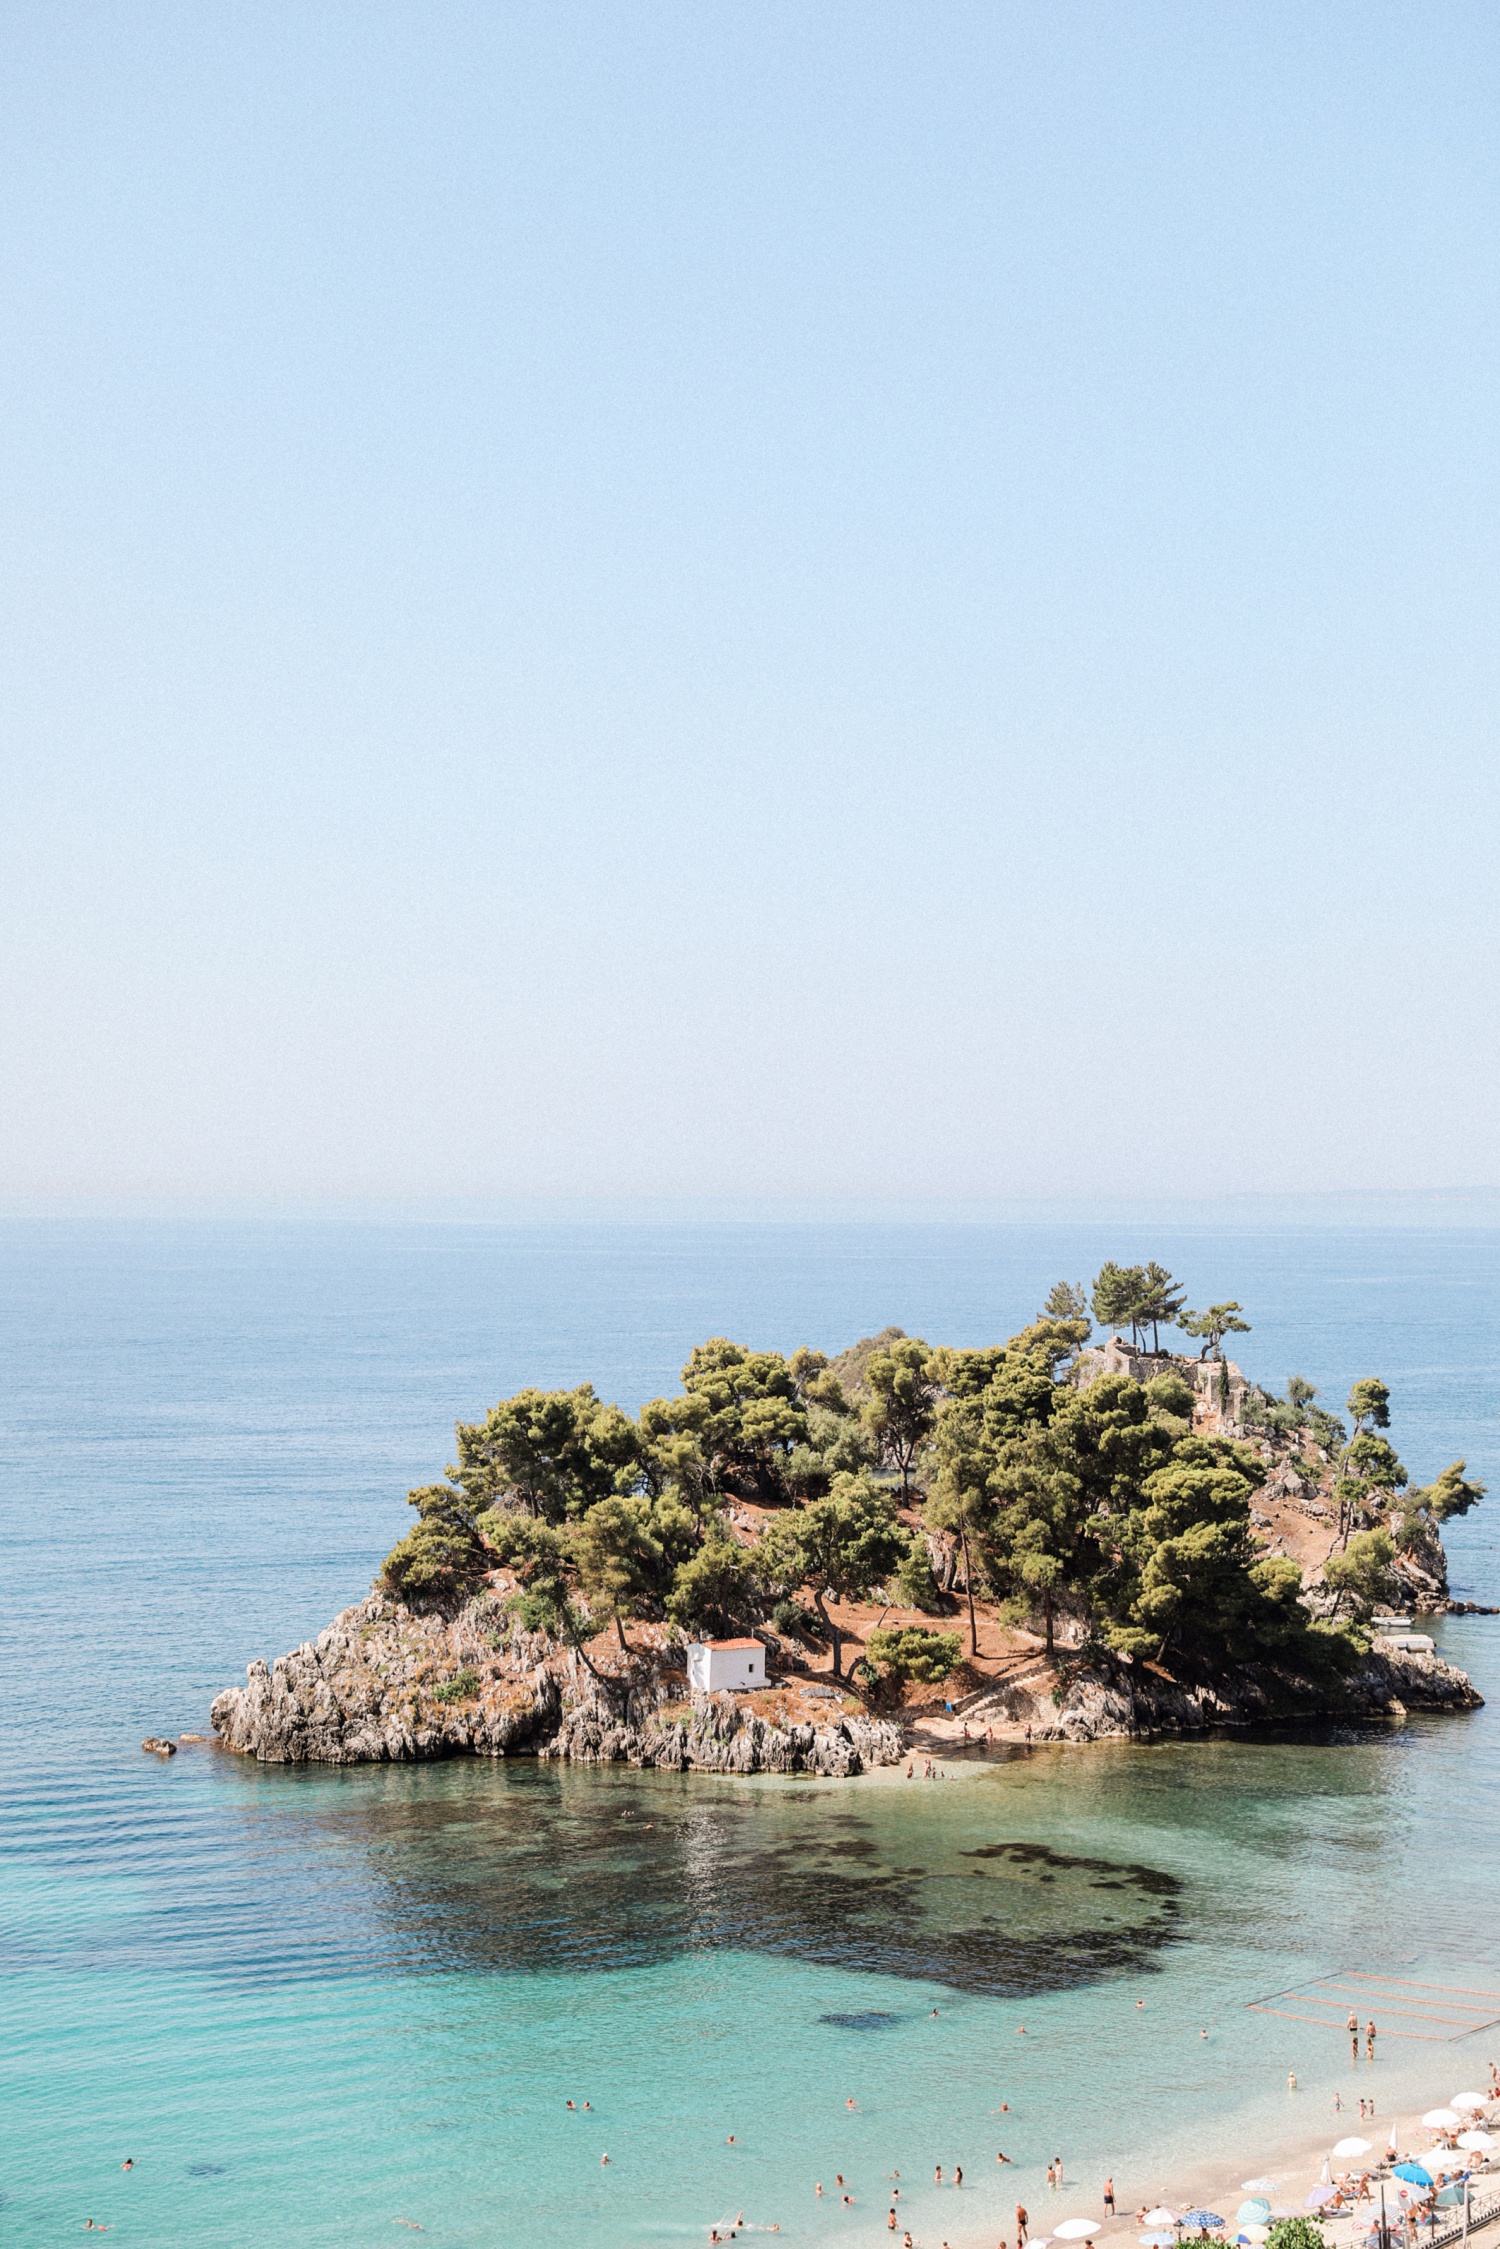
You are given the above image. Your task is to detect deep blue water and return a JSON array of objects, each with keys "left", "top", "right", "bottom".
[{"left": 2, "top": 1220, "right": 1498, "bottom": 2248}]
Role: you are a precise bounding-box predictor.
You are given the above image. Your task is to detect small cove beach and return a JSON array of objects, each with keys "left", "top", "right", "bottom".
[{"left": 897, "top": 2082, "right": 1500, "bottom": 2249}]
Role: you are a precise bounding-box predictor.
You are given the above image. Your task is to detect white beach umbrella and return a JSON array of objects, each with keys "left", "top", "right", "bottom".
[
  {"left": 1057, "top": 2220, "right": 1102, "bottom": 2237},
  {"left": 1452, "top": 2096, "right": 1488, "bottom": 2114},
  {"left": 1241, "top": 2182, "right": 1278, "bottom": 2196},
  {"left": 1333, "top": 2139, "right": 1374, "bottom": 2159},
  {"left": 1457, "top": 2132, "right": 1495, "bottom": 2152},
  {"left": 1241, "top": 2228, "right": 1270, "bottom": 2243},
  {"left": 1143, "top": 2208, "right": 1180, "bottom": 2226},
  {"left": 1423, "top": 2110, "right": 1462, "bottom": 2131}
]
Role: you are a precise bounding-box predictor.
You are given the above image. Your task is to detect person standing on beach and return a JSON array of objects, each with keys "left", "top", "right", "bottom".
[
  {"left": 1105, "top": 2178, "right": 1116, "bottom": 2214},
  {"left": 1018, "top": 2204, "right": 1029, "bottom": 2242}
]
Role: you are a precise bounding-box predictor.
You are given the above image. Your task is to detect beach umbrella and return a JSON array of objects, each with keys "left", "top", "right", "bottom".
[
  {"left": 1334, "top": 2139, "right": 1374, "bottom": 2160},
  {"left": 1143, "top": 2208, "right": 1180, "bottom": 2226},
  {"left": 1056, "top": 2221, "right": 1101, "bottom": 2238},
  {"left": 1392, "top": 2166, "right": 1434, "bottom": 2188},
  {"left": 1181, "top": 2215, "right": 1225, "bottom": 2231},
  {"left": 1241, "top": 2227, "right": 1270, "bottom": 2242},
  {"left": 1304, "top": 2189, "right": 1338, "bottom": 2208},
  {"left": 1451, "top": 2096, "right": 1488, "bottom": 2114},
  {"left": 1241, "top": 2182, "right": 1279, "bottom": 2195},
  {"left": 1423, "top": 2111, "right": 1461, "bottom": 2131},
  {"left": 1457, "top": 2132, "right": 1495, "bottom": 2152},
  {"left": 1140, "top": 2232, "right": 1178, "bottom": 2243},
  {"left": 1237, "top": 2202, "right": 1272, "bottom": 2225}
]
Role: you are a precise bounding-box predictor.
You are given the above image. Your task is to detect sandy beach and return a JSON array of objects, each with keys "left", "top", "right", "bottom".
[{"left": 916, "top": 2083, "right": 1500, "bottom": 2249}]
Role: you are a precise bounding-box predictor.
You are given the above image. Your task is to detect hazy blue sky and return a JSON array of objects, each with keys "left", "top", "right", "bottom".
[{"left": 3, "top": 3, "right": 1497, "bottom": 1207}]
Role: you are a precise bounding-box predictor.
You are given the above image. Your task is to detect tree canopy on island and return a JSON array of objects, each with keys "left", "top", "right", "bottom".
[{"left": 375, "top": 1260, "right": 1481, "bottom": 1688}]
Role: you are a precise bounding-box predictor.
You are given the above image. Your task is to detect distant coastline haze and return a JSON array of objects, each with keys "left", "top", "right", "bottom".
[{"left": 2, "top": 3, "right": 1497, "bottom": 1205}]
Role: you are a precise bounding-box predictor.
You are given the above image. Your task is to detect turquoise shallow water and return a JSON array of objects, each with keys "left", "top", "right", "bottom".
[{"left": 2, "top": 1220, "right": 1499, "bottom": 2247}]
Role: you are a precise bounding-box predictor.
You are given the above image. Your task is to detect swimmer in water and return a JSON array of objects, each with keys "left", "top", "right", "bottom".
[{"left": 566, "top": 2100, "right": 575, "bottom": 2109}]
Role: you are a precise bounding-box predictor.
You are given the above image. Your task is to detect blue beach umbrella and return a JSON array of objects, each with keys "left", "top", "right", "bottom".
[
  {"left": 1237, "top": 2202, "right": 1272, "bottom": 2225},
  {"left": 1392, "top": 2166, "right": 1434, "bottom": 2189},
  {"left": 1182, "top": 2215, "right": 1225, "bottom": 2232},
  {"left": 1141, "top": 2232, "right": 1178, "bottom": 2243}
]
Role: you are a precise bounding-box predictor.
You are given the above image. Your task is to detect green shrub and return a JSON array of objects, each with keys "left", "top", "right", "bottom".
[
  {"left": 432, "top": 1667, "right": 481, "bottom": 1705},
  {"left": 772, "top": 1598, "right": 818, "bottom": 1641},
  {"left": 864, "top": 1625, "right": 963, "bottom": 1685},
  {"left": 1267, "top": 2219, "right": 1325, "bottom": 2249},
  {"left": 892, "top": 1536, "right": 947, "bottom": 1613},
  {"left": 1145, "top": 1372, "right": 1196, "bottom": 1421},
  {"left": 380, "top": 1522, "right": 490, "bottom": 1610}
]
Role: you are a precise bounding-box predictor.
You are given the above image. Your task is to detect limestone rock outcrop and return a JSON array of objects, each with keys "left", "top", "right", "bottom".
[
  {"left": 955, "top": 1640, "right": 1482, "bottom": 1745},
  {"left": 542, "top": 1694, "right": 902, "bottom": 1776},
  {"left": 209, "top": 1594, "right": 903, "bottom": 1775}
]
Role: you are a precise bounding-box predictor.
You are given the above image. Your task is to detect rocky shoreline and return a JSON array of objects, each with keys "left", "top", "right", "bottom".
[
  {"left": 207, "top": 1591, "right": 1483, "bottom": 1772},
  {"left": 941, "top": 1636, "right": 1483, "bottom": 1746},
  {"left": 209, "top": 1594, "right": 905, "bottom": 1775}
]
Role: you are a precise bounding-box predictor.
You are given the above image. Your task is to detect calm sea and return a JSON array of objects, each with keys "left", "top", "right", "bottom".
[{"left": 2, "top": 1219, "right": 1498, "bottom": 2248}]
